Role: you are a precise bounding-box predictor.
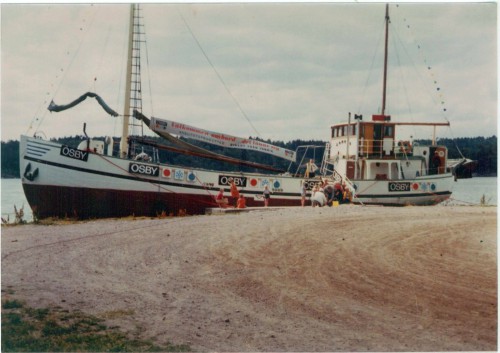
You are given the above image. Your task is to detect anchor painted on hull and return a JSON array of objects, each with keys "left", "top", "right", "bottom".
[{"left": 23, "top": 163, "right": 39, "bottom": 182}]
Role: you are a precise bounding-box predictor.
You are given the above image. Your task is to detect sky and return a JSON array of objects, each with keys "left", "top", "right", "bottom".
[{"left": 1, "top": 2, "right": 497, "bottom": 143}]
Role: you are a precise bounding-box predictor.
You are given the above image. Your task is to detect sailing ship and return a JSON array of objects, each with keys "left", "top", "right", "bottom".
[{"left": 20, "top": 4, "right": 455, "bottom": 219}]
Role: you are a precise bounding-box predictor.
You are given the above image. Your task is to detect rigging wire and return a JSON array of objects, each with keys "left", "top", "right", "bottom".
[
  {"left": 141, "top": 10, "right": 155, "bottom": 119},
  {"left": 175, "top": 6, "right": 262, "bottom": 138},
  {"left": 31, "top": 5, "right": 100, "bottom": 136},
  {"left": 391, "top": 14, "right": 442, "bottom": 123},
  {"left": 393, "top": 5, "right": 465, "bottom": 158},
  {"left": 115, "top": 9, "right": 130, "bottom": 138},
  {"left": 389, "top": 21, "right": 419, "bottom": 141},
  {"left": 357, "top": 15, "right": 386, "bottom": 115},
  {"left": 89, "top": 22, "right": 113, "bottom": 93}
]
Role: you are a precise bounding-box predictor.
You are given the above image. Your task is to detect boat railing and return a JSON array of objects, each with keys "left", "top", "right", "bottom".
[
  {"left": 332, "top": 169, "right": 364, "bottom": 206},
  {"left": 287, "top": 144, "right": 325, "bottom": 177},
  {"left": 355, "top": 138, "right": 413, "bottom": 158}
]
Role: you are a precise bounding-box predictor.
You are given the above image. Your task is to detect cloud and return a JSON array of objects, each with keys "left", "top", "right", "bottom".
[{"left": 1, "top": 2, "right": 497, "bottom": 143}]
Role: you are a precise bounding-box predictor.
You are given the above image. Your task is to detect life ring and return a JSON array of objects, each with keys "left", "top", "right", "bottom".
[
  {"left": 438, "top": 150, "right": 445, "bottom": 158},
  {"left": 398, "top": 140, "right": 412, "bottom": 154}
]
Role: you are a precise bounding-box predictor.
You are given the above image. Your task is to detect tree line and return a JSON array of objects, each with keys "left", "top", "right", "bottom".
[{"left": 2, "top": 135, "right": 496, "bottom": 178}]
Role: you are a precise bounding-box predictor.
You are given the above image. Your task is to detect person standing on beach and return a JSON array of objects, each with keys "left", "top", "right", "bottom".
[
  {"left": 263, "top": 185, "right": 271, "bottom": 207},
  {"left": 300, "top": 180, "right": 307, "bottom": 207},
  {"left": 229, "top": 179, "right": 239, "bottom": 207}
]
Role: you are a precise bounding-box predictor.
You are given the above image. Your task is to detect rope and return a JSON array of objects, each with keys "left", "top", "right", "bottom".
[
  {"left": 193, "top": 173, "right": 218, "bottom": 204},
  {"left": 176, "top": 7, "right": 261, "bottom": 138},
  {"left": 2, "top": 216, "right": 191, "bottom": 262},
  {"left": 392, "top": 4, "right": 466, "bottom": 158},
  {"left": 96, "top": 153, "right": 219, "bottom": 209},
  {"left": 357, "top": 14, "right": 386, "bottom": 114},
  {"left": 143, "top": 16, "right": 155, "bottom": 118},
  {"left": 32, "top": 6, "right": 100, "bottom": 136}
]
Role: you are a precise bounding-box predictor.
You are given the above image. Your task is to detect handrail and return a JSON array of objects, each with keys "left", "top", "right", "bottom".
[
  {"left": 287, "top": 144, "right": 325, "bottom": 176},
  {"left": 349, "top": 138, "right": 414, "bottom": 158},
  {"left": 330, "top": 169, "right": 364, "bottom": 206},
  {"left": 320, "top": 142, "right": 330, "bottom": 175}
]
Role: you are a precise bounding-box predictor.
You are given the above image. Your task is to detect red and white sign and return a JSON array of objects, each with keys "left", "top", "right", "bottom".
[
  {"left": 150, "top": 117, "right": 296, "bottom": 162},
  {"left": 162, "top": 168, "right": 171, "bottom": 178}
]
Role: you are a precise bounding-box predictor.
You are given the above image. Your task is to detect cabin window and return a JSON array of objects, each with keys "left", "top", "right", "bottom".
[
  {"left": 371, "top": 161, "right": 389, "bottom": 180},
  {"left": 384, "top": 125, "right": 394, "bottom": 137},
  {"left": 333, "top": 125, "right": 357, "bottom": 138},
  {"left": 333, "top": 127, "right": 343, "bottom": 138}
]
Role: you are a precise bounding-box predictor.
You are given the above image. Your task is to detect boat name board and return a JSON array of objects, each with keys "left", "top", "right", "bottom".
[
  {"left": 129, "top": 163, "right": 160, "bottom": 177},
  {"left": 303, "top": 180, "right": 321, "bottom": 191},
  {"left": 388, "top": 182, "right": 411, "bottom": 192},
  {"left": 218, "top": 175, "right": 247, "bottom": 187},
  {"left": 60, "top": 145, "right": 88, "bottom": 162}
]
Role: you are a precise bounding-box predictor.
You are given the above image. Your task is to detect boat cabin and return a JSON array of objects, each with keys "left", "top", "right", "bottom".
[{"left": 328, "top": 114, "right": 448, "bottom": 181}]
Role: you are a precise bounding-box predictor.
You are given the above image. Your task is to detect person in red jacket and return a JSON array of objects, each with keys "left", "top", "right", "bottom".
[
  {"left": 230, "top": 179, "right": 240, "bottom": 207},
  {"left": 237, "top": 194, "right": 246, "bottom": 209}
]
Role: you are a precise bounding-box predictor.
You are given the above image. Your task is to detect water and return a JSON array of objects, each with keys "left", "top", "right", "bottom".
[
  {"left": 445, "top": 176, "right": 497, "bottom": 206},
  {"left": 1, "top": 179, "right": 32, "bottom": 222},
  {"left": 1, "top": 177, "right": 497, "bottom": 222}
]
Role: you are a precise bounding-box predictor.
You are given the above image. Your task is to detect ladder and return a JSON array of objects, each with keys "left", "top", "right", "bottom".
[{"left": 320, "top": 142, "right": 332, "bottom": 176}]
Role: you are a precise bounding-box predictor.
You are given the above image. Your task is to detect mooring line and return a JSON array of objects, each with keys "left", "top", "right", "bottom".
[{"left": 1, "top": 217, "right": 187, "bottom": 262}]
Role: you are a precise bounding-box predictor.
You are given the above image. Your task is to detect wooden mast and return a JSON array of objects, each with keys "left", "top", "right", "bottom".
[
  {"left": 119, "top": 4, "right": 135, "bottom": 158},
  {"left": 381, "top": 3, "right": 389, "bottom": 116}
]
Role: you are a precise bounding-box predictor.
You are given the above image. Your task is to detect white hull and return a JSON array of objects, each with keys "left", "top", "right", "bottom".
[
  {"left": 20, "top": 135, "right": 304, "bottom": 218},
  {"left": 20, "top": 135, "right": 453, "bottom": 219},
  {"left": 350, "top": 175, "right": 454, "bottom": 206}
]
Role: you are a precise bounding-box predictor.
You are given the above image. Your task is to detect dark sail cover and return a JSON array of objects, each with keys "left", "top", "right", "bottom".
[{"left": 48, "top": 92, "right": 119, "bottom": 117}]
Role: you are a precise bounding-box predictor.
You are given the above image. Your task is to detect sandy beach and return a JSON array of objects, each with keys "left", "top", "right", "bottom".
[{"left": 1, "top": 205, "right": 497, "bottom": 351}]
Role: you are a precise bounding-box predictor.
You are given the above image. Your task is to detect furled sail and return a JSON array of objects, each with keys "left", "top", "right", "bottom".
[
  {"left": 48, "top": 92, "right": 119, "bottom": 117},
  {"left": 149, "top": 117, "right": 296, "bottom": 162},
  {"left": 133, "top": 110, "right": 286, "bottom": 172}
]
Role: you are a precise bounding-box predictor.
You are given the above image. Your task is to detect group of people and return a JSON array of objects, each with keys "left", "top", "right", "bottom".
[
  {"left": 215, "top": 179, "right": 272, "bottom": 209},
  {"left": 303, "top": 178, "right": 352, "bottom": 207},
  {"left": 215, "top": 177, "right": 351, "bottom": 210}
]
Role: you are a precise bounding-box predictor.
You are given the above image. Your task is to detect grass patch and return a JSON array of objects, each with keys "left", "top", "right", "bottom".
[
  {"left": 2, "top": 299, "right": 24, "bottom": 309},
  {"left": 1, "top": 299, "right": 191, "bottom": 352}
]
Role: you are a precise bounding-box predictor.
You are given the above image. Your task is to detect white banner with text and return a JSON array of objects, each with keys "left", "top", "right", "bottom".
[{"left": 150, "top": 117, "right": 296, "bottom": 162}]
